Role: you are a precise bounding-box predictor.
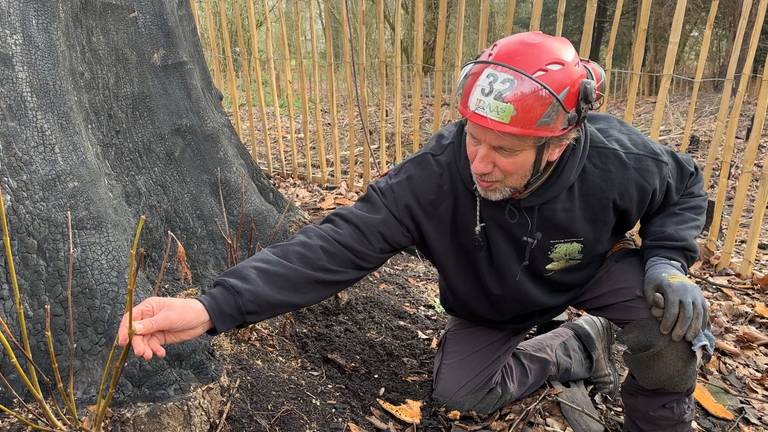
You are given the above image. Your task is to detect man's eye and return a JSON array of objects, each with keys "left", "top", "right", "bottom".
[{"left": 496, "top": 147, "right": 514, "bottom": 155}]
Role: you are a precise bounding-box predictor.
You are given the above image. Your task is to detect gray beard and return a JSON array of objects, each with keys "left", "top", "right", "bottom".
[{"left": 473, "top": 179, "right": 515, "bottom": 201}]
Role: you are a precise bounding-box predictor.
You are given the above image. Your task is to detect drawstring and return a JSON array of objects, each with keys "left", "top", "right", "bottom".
[
  {"left": 473, "top": 186, "right": 486, "bottom": 249},
  {"left": 517, "top": 205, "right": 542, "bottom": 280}
]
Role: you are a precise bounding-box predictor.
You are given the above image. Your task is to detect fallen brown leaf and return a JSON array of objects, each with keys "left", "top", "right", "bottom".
[
  {"left": 694, "top": 383, "right": 735, "bottom": 420},
  {"left": 335, "top": 197, "right": 356, "bottom": 206},
  {"left": 738, "top": 326, "right": 768, "bottom": 346},
  {"left": 318, "top": 195, "right": 336, "bottom": 210},
  {"left": 755, "top": 302, "right": 768, "bottom": 319},
  {"left": 377, "top": 399, "right": 422, "bottom": 424},
  {"left": 755, "top": 273, "right": 768, "bottom": 289},
  {"left": 366, "top": 415, "right": 390, "bottom": 430},
  {"left": 446, "top": 410, "right": 461, "bottom": 421},
  {"left": 348, "top": 422, "right": 370, "bottom": 432},
  {"left": 716, "top": 340, "right": 742, "bottom": 356},
  {"left": 402, "top": 374, "right": 429, "bottom": 383}
]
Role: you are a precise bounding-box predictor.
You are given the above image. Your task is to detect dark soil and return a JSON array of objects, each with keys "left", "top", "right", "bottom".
[{"left": 217, "top": 253, "right": 449, "bottom": 431}]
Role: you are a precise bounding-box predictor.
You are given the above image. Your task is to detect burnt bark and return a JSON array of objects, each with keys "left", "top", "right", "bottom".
[{"left": 0, "top": 0, "right": 300, "bottom": 405}]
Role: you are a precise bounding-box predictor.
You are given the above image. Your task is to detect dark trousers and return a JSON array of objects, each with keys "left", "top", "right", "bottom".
[{"left": 432, "top": 248, "right": 696, "bottom": 431}]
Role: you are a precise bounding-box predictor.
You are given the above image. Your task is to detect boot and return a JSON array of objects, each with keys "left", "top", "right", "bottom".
[{"left": 564, "top": 315, "right": 619, "bottom": 396}]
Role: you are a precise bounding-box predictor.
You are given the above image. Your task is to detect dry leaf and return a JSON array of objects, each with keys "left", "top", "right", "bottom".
[
  {"left": 335, "top": 197, "right": 356, "bottom": 206},
  {"left": 738, "top": 327, "right": 768, "bottom": 345},
  {"left": 318, "top": 195, "right": 336, "bottom": 210},
  {"left": 175, "top": 240, "right": 192, "bottom": 285},
  {"left": 430, "top": 336, "right": 439, "bottom": 350},
  {"left": 347, "top": 423, "right": 369, "bottom": 432},
  {"left": 754, "top": 273, "right": 768, "bottom": 289},
  {"left": 755, "top": 302, "right": 768, "bottom": 319},
  {"left": 716, "top": 340, "right": 742, "bottom": 356},
  {"left": 694, "top": 383, "right": 735, "bottom": 420},
  {"left": 402, "top": 374, "right": 429, "bottom": 383},
  {"left": 377, "top": 399, "right": 422, "bottom": 424},
  {"left": 446, "top": 410, "right": 461, "bottom": 421},
  {"left": 366, "top": 415, "right": 390, "bottom": 430}
]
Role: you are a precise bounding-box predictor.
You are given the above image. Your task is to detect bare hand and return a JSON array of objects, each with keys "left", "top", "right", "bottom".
[{"left": 117, "top": 297, "right": 214, "bottom": 360}]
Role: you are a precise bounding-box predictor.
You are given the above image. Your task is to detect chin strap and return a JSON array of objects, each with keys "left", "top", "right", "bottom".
[
  {"left": 512, "top": 139, "right": 551, "bottom": 200},
  {"left": 526, "top": 140, "right": 549, "bottom": 188}
]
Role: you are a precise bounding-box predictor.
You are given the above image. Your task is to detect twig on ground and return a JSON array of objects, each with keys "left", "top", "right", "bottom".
[
  {"left": 553, "top": 396, "right": 605, "bottom": 424},
  {"left": 690, "top": 272, "right": 752, "bottom": 291},
  {"left": 215, "top": 378, "right": 241, "bottom": 432},
  {"left": 509, "top": 389, "right": 549, "bottom": 432},
  {"left": 726, "top": 412, "right": 745, "bottom": 432}
]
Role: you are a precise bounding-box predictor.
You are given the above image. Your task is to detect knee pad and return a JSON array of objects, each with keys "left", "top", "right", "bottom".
[{"left": 618, "top": 319, "right": 697, "bottom": 393}]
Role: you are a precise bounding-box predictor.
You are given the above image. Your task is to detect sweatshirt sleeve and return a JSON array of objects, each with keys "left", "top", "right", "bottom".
[
  {"left": 197, "top": 167, "right": 420, "bottom": 334},
  {"left": 639, "top": 151, "right": 707, "bottom": 269}
]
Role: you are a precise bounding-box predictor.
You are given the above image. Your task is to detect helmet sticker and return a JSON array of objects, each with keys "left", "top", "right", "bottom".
[{"left": 468, "top": 68, "right": 518, "bottom": 123}]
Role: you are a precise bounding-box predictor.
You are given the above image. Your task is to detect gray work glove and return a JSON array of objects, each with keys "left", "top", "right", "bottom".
[{"left": 644, "top": 257, "right": 709, "bottom": 342}]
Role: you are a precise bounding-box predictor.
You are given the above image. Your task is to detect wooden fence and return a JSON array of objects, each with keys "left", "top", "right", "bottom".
[{"left": 187, "top": 0, "right": 767, "bottom": 277}]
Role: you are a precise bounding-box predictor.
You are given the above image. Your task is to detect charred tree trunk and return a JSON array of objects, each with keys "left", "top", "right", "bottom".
[{"left": 0, "top": 0, "right": 301, "bottom": 405}]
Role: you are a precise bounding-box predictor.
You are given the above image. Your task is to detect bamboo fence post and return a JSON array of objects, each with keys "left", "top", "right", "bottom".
[
  {"left": 358, "top": 0, "right": 371, "bottom": 186},
  {"left": 377, "top": 0, "right": 388, "bottom": 172},
  {"left": 308, "top": 0, "right": 327, "bottom": 184},
  {"left": 530, "top": 0, "right": 543, "bottom": 31},
  {"left": 720, "top": 54, "right": 768, "bottom": 272},
  {"left": 649, "top": 0, "right": 688, "bottom": 140},
  {"left": 702, "top": 0, "right": 753, "bottom": 185},
  {"left": 277, "top": 0, "right": 299, "bottom": 177},
  {"left": 247, "top": 0, "right": 273, "bottom": 175},
  {"left": 340, "top": 0, "right": 357, "bottom": 187},
  {"left": 218, "top": 0, "right": 241, "bottom": 135},
  {"left": 323, "top": 0, "right": 342, "bottom": 183},
  {"left": 263, "top": 0, "right": 286, "bottom": 175},
  {"left": 203, "top": 0, "right": 223, "bottom": 89},
  {"left": 579, "top": 0, "right": 598, "bottom": 57},
  {"left": 740, "top": 154, "right": 768, "bottom": 276},
  {"left": 432, "top": 0, "right": 448, "bottom": 133},
  {"left": 323, "top": 0, "right": 341, "bottom": 184},
  {"left": 449, "top": 0, "right": 466, "bottom": 121},
  {"left": 504, "top": 0, "right": 517, "bottom": 35},
  {"left": 623, "top": 0, "right": 652, "bottom": 124},
  {"left": 232, "top": 0, "right": 257, "bottom": 160},
  {"left": 412, "top": 0, "right": 425, "bottom": 153},
  {"left": 600, "top": 0, "right": 624, "bottom": 112},
  {"left": 293, "top": 0, "right": 313, "bottom": 181},
  {"left": 555, "top": 0, "right": 566, "bottom": 37},
  {"left": 478, "top": 0, "right": 490, "bottom": 52},
  {"left": 393, "top": 0, "right": 403, "bottom": 162},
  {"left": 708, "top": 0, "right": 767, "bottom": 256}
]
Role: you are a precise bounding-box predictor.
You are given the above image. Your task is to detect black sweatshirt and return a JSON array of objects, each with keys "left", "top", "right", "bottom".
[{"left": 199, "top": 113, "right": 708, "bottom": 332}]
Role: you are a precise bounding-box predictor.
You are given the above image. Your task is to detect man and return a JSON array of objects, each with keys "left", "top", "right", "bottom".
[{"left": 119, "top": 32, "right": 709, "bottom": 431}]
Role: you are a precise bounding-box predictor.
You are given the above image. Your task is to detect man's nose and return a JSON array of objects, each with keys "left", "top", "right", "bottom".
[{"left": 471, "top": 146, "right": 494, "bottom": 175}]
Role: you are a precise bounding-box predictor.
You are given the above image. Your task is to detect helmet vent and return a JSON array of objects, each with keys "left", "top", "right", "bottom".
[{"left": 545, "top": 62, "right": 564, "bottom": 70}]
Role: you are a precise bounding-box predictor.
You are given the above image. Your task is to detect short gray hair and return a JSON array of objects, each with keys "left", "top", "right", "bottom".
[{"left": 543, "top": 127, "right": 581, "bottom": 148}]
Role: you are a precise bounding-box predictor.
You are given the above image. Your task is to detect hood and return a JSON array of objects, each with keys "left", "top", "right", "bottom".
[{"left": 457, "top": 121, "right": 591, "bottom": 207}]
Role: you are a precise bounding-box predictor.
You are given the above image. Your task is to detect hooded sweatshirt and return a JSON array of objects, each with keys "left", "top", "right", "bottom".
[{"left": 199, "top": 112, "right": 708, "bottom": 333}]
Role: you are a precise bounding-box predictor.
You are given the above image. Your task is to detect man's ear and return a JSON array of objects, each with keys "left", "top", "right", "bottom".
[{"left": 546, "top": 141, "right": 570, "bottom": 162}]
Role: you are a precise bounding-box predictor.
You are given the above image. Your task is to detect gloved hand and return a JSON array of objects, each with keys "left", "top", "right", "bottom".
[{"left": 644, "top": 257, "right": 709, "bottom": 342}]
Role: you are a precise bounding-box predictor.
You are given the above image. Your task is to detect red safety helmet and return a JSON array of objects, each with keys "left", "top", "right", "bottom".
[{"left": 456, "top": 32, "right": 605, "bottom": 137}]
